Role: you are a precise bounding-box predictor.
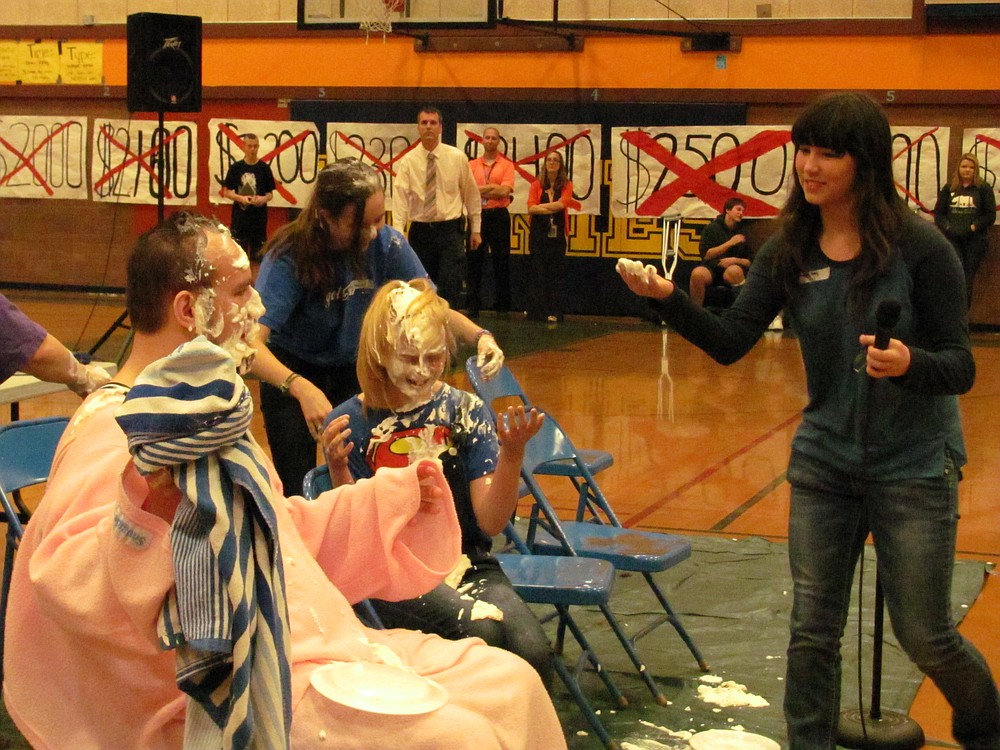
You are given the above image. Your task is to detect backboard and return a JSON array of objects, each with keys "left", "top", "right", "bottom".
[{"left": 298, "top": 0, "right": 493, "bottom": 30}]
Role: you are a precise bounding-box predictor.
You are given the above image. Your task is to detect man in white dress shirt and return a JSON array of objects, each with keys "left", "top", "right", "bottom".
[{"left": 392, "top": 107, "right": 482, "bottom": 307}]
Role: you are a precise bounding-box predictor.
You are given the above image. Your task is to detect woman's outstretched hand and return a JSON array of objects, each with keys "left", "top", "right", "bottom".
[{"left": 616, "top": 258, "right": 676, "bottom": 300}]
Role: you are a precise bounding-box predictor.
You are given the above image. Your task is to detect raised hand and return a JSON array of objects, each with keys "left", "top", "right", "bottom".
[
  {"left": 616, "top": 257, "right": 675, "bottom": 300},
  {"left": 496, "top": 405, "right": 544, "bottom": 453},
  {"left": 476, "top": 333, "right": 505, "bottom": 379},
  {"left": 321, "top": 414, "right": 355, "bottom": 486}
]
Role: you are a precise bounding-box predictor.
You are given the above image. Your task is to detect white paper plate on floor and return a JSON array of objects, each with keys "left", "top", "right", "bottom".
[
  {"left": 310, "top": 661, "right": 448, "bottom": 715},
  {"left": 689, "top": 729, "right": 781, "bottom": 750}
]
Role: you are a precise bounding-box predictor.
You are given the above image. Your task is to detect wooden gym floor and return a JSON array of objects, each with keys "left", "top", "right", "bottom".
[{"left": 5, "top": 291, "right": 1000, "bottom": 748}]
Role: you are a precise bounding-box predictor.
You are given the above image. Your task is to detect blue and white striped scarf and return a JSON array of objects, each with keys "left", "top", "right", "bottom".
[{"left": 116, "top": 338, "right": 291, "bottom": 749}]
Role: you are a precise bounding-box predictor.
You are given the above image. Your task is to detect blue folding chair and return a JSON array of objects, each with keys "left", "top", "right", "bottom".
[
  {"left": 465, "top": 357, "right": 614, "bottom": 504},
  {"left": 497, "top": 522, "right": 627, "bottom": 749},
  {"left": 0, "top": 416, "right": 71, "bottom": 683},
  {"left": 518, "top": 411, "right": 710, "bottom": 703},
  {"left": 303, "top": 463, "right": 627, "bottom": 749}
]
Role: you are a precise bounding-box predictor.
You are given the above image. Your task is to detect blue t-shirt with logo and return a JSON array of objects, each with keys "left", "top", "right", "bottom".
[{"left": 257, "top": 225, "right": 427, "bottom": 367}]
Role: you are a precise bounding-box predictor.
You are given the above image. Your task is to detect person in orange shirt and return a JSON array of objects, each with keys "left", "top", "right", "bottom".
[
  {"left": 467, "top": 127, "right": 516, "bottom": 317},
  {"left": 526, "top": 151, "right": 574, "bottom": 323}
]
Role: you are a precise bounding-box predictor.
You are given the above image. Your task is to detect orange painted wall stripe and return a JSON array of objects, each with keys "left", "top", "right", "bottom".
[{"left": 100, "top": 34, "right": 998, "bottom": 91}]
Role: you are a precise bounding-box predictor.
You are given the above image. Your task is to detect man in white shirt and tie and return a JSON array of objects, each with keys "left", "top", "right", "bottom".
[{"left": 392, "top": 107, "right": 482, "bottom": 307}]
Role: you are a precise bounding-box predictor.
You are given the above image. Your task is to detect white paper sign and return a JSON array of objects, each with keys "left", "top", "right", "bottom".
[
  {"left": 91, "top": 118, "right": 198, "bottom": 205},
  {"left": 325, "top": 122, "right": 420, "bottom": 212},
  {"left": 457, "top": 123, "right": 603, "bottom": 215},
  {"left": 890, "top": 126, "right": 951, "bottom": 218},
  {"left": 0, "top": 115, "right": 89, "bottom": 200},
  {"left": 209, "top": 118, "right": 321, "bottom": 209},
  {"left": 611, "top": 124, "right": 951, "bottom": 220}
]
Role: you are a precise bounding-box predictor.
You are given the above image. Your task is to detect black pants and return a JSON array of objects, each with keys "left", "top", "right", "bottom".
[
  {"left": 259, "top": 346, "right": 359, "bottom": 497},
  {"left": 466, "top": 208, "right": 512, "bottom": 313},
  {"left": 408, "top": 218, "right": 466, "bottom": 308},
  {"left": 527, "top": 235, "right": 567, "bottom": 320},
  {"left": 950, "top": 234, "right": 989, "bottom": 308}
]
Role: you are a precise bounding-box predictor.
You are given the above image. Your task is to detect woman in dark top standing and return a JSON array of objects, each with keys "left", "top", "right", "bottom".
[
  {"left": 526, "top": 151, "right": 574, "bottom": 323},
  {"left": 618, "top": 92, "right": 1000, "bottom": 750},
  {"left": 934, "top": 152, "right": 996, "bottom": 308}
]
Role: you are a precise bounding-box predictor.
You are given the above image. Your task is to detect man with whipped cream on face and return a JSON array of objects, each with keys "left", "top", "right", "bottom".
[{"left": 3, "top": 213, "right": 566, "bottom": 750}]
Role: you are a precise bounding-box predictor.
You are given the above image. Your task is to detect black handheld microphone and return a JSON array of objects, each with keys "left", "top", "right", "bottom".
[{"left": 873, "top": 299, "right": 902, "bottom": 351}]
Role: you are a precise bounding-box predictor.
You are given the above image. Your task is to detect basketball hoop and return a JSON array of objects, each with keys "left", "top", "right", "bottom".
[{"left": 359, "top": 0, "right": 403, "bottom": 41}]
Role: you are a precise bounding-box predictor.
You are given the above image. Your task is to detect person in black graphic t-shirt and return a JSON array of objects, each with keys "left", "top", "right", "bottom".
[
  {"left": 934, "top": 152, "right": 996, "bottom": 308},
  {"left": 222, "top": 133, "right": 277, "bottom": 261}
]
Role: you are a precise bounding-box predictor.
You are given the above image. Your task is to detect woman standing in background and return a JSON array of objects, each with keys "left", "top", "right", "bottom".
[
  {"left": 934, "top": 152, "right": 996, "bottom": 308},
  {"left": 526, "top": 151, "right": 573, "bottom": 323}
]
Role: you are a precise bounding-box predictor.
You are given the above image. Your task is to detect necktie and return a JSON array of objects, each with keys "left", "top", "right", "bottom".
[{"left": 424, "top": 152, "right": 437, "bottom": 218}]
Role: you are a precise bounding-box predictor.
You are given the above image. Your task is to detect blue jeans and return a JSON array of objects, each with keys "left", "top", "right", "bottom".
[
  {"left": 785, "top": 450, "right": 1000, "bottom": 750},
  {"left": 364, "top": 557, "right": 554, "bottom": 690}
]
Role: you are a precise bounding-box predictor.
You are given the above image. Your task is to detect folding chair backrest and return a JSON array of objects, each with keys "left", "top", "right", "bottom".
[
  {"left": 301, "top": 463, "right": 330, "bottom": 500},
  {"left": 0, "top": 416, "right": 71, "bottom": 685},
  {"left": 522, "top": 411, "right": 577, "bottom": 475},
  {"left": 464, "top": 357, "right": 532, "bottom": 421},
  {"left": 0, "top": 417, "right": 70, "bottom": 496},
  {"left": 521, "top": 412, "right": 622, "bottom": 528}
]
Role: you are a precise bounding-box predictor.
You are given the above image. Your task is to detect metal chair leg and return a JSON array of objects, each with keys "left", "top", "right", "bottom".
[
  {"left": 636, "top": 572, "right": 710, "bottom": 672},
  {"left": 598, "top": 603, "right": 669, "bottom": 706}
]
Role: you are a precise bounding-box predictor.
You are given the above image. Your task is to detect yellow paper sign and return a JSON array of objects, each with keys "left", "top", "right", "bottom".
[
  {"left": 0, "top": 41, "right": 18, "bottom": 83},
  {"left": 18, "top": 40, "right": 60, "bottom": 84},
  {"left": 60, "top": 40, "right": 103, "bottom": 85}
]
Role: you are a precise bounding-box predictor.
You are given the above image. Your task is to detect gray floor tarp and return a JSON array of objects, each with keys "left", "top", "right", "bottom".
[{"left": 542, "top": 535, "right": 988, "bottom": 749}]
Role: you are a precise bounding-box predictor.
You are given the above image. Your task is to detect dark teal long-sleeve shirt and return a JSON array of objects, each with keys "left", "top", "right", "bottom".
[{"left": 657, "top": 214, "right": 973, "bottom": 480}]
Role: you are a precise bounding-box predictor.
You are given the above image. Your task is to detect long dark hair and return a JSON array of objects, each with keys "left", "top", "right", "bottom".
[
  {"left": 540, "top": 150, "right": 569, "bottom": 196},
  {"left": 265, "top": 158, "right": 383, "bottom": 292},
  {"left": 775, "top": 92, "right": 908, "bottom": 317}
]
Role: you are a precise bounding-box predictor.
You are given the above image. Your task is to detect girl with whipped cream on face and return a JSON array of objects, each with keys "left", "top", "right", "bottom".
[
  {"left": 251, "top": 159, "right": 505, "bottom": 497},
  {"left": 321, "top": 279, "right": 555, "bottom": 688}
]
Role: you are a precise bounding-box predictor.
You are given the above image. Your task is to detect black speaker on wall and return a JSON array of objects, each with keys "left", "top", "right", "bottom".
[{"left": 126, "top": 12, "right": 202, "bottom": 113}]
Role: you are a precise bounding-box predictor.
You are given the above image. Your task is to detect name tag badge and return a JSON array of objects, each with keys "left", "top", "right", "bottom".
[{"left": 800, "top": 267, "right": 831, "bottom": 284}]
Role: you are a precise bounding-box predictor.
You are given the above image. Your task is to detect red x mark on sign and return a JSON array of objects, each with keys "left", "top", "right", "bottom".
[
  {"left": 463, "top": 129, "right": 589, "bottom": 211},
  {"left": 334, "top": 131, "right": 419, "bottom": 177},
  {"left": 217, "top": 124, "right": 311, "bottom": 204},
  {"left": 621, "top": 129, "right": 792, "bottom": 217},
  {"left": 971, "top": 134, "right": 1000, "bottom": 216},
  {"left": 974, "top": 133, "right": 1000, "bottom": 153},
  {"left": 93, "top": 124, "right": 190, "bottom": 198},
  {"left": 891, "top": 127, "right": 944, "bottom": 214},
  {"left": 0, "top": 121, "right": 73, "bottom": 196}
]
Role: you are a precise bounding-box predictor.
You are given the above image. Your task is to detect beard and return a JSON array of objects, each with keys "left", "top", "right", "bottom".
[{"left": 193, "top": 289, "right": 265, "bottom": 376}]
